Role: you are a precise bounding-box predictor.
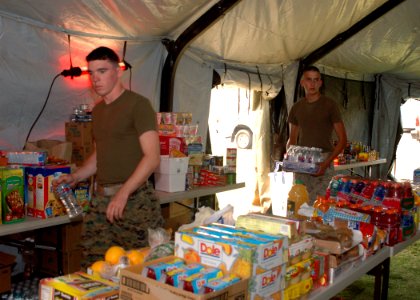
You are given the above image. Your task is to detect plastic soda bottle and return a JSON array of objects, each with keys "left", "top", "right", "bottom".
[
  {"left": 54, "top": 183, "right": 83, "bottom": 220},
  {"left": 287, "top": 180, "right": 309, "bottom": 219}
]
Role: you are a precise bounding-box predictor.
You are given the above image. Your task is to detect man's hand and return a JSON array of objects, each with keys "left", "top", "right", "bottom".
[
  {"left": 313, "top": 161, "right": 329, "bottom": 177},
  {"left": 106, "top": 191, "right": 129, "bottom": 223},
  {"left": 52, "top": 173, "right": 77, "bottom": 188}
]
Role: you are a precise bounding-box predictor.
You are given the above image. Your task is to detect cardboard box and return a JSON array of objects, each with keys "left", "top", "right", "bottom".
[
  {"left": 71, "top": 146, "right": 94, "bottom": 166},
  {"left": 155, "top": 173, "right": 186, "bottom": 192},
  {"left": 25, "top": 165, "right": 71, "bottom": 219},
  {"left": 0, "top": 252, "right": 16, "bottom": 294},
  {"left": 1, "top": 167, "right": 25, "bottom": 224},
  {"left": 65, "top": 122, "right": 94, "bottom": 166},
  {"left": 156, "top": 156, "right": 189, "bottom": 174},
  {"left": 175, "top": 227, "right": 288, "bottom": 299},
  {"left": 161, "top": 198, "right": 194, "bottom": 219},
  {"left": 39, "top": 271, "right": 119, "bottom": 300},
  {"left": 25, "top": 139, "right": 72, "bottom": 163},
  {"left": 236, "top": 213, "right": 301, "bottom": 240},
  {"left": 119, "top": 255, "right": 249, "bottom": 300}
]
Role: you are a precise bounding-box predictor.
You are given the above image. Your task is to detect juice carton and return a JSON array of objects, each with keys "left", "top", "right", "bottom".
[
  {"left": 181, "top": 267, "right": 223, "bottom": 294},
  {"left": 175, "top": 230, "right": 287, "bottom": 299},
  {"left": 193, "top": 225, "right": 288, "bottom": 267},
  {"left": 25, "top": 165, "right": 71, "bottom": 218},
  {"left": 141, "top": 257, "right": 185, "bottom": 281},
  {"left": 206, "top": 223, "right": 289, "bottom": 254},
  {"left": 175, "top": 230, "right": 256, "bottom": 278},
  {"left": 249, "top": 266, "right": 285, "bottom": 300},
  {"left": 1, "top": 167, "right": 25, "bottom": 224}
]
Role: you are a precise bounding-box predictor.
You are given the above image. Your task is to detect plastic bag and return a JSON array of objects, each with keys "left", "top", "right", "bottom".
[{"left": 178, "top": 204, "right": 235, "bottom": 231}]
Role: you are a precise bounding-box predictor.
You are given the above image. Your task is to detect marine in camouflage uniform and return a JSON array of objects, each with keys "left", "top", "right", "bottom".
[
  {"left": 80, "top": 183, "right": 164, "bottom": 269},
  {"left": 54, "top": 47, "right": 165, "bottom": 270},
  {"left": 295, "top": 165, "right": 335, "bottom": 205},
  {"left": 287, "top": 66, "right": 347, "bottom": 205}
]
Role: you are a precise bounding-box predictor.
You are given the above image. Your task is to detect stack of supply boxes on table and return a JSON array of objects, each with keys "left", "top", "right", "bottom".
[
  {"left": 235, "top": 214, "right": 318, "bottom": 299},
  {"left": 0, "top": 150, "right": 88, "bottom": 277},
  {"left": 175, "top": 223, "right": 288, "bottom": 299},
  {"left": 324, "top": 175, "right": 417, "bottom": 246},
  {"left": 154, "top": 112, "right": 237, "bottom": 193},
  {"left": 0, "top": 151, "right": 75, "bottom": 225}
]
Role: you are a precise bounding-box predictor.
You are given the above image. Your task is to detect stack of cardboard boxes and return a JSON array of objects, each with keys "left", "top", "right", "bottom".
[{"left": 65, "top": 122, "right": 93, "bottom": 166}]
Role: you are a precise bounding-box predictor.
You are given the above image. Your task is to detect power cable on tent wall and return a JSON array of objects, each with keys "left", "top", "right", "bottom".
[
  {"left": 23, "top": 34, "right": 81, "bottom": 149},
  {"left": 121, "top": 41, "right": 133, "bottom": 91},
  {"left": 23, "top": 74, "right": 62, "bottom": 149}
]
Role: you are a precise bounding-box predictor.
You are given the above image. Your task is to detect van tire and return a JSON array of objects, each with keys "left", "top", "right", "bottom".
[{"left": 235, "top": 129, "right": 252, "bottom": 149}]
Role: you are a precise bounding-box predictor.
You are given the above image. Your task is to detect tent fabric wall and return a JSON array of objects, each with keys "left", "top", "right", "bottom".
[
  {"left": 0, "top": 14, "right": 166, "bottom": 150},
  {"left": 172, "top": 54, "right": 213, "bottom": 146},
  {"left": 372, "top": 75, "right": 405, "bottom": 179}
]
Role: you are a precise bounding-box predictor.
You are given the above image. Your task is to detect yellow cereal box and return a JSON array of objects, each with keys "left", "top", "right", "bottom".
[
  {"left": 1, "top": 167, "right": 25, "bottom": 224},
  {"left": 39, "top": 272, "right": 119, "bottom": 299}
]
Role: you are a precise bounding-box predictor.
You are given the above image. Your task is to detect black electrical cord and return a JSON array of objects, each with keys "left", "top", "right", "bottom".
[
  {"left": 122, "top": 41, "right": 132, "bottom": 90},
  {"left": 23, "top": 73, "right": 62, "bottom": 149}
]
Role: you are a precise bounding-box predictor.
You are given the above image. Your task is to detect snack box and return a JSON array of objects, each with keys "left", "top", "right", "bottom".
[
  {"left": 159, "top": 136, "right": 187, "bottom": 156},
  {"left": 283, "top": 277, "right": 313, "bottom": 300},
  {"left": 175, "top": 229, "right": 287, "bottom": 299},
  {"left": 119, "top": 255, "right": 248, "bottom": 300},
  {"left": 1, "top": 167, "right": 25, "bottom": 224},
  {"left": 288, "top": 236, "right": 314, "bottom": 265},
  {"left": 39, "top": 272, "right": 119, "bottom": 300},
  {"left": 25, "top": 165, "right": 71, "bottom": 219},
  {"left": 285, "top": 258, "right": 313, "bottom": 288},
  {"left": 236, "top": 213, "right": 301, "bottom": 240},
  {"left": 202, "top": 223, "right": 288, "bottom": 262},
  {"left": 177, "top": 226, "right": 288, "bottom": 271},
  {"left": 311, "top": 251, "right": 329, "bottom": 289},
  {"left": 249, "top": 266, "right": 285, "bottom": 300},
  {"left": 5, "top": 151, "right": 47, "bottom": 166}
]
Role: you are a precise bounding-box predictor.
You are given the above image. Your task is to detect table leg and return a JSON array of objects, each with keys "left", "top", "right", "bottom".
[
  {"left": 368, "top": 263, "right": 383, "bottom": 300},
  {"left": 381, "top": 258, "right": 390, "bottom": 300}
]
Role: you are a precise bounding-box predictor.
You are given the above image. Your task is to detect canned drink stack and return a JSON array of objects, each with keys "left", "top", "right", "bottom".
[{"left": 54, "top": 183, "right": 83, "bottom": 220}]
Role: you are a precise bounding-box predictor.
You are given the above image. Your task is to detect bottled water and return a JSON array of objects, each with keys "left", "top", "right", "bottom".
[{"left": 54, "top": 183, "right": 83, "bottom": 220}]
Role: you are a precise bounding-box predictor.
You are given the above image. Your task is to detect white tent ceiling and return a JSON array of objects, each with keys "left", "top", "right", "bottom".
[{"left": 0, "top": 0, "right": 419, "bottom": 151}]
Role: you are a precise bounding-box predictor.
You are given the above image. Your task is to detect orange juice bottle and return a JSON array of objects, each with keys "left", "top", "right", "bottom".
[{"left": 287, "top": 180, "right": 309, "bottom": 219}]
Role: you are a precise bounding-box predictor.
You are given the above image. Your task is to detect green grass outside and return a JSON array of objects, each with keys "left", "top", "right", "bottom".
[{"left": 334, "top": 239, "right": 420, "bottom": 300}]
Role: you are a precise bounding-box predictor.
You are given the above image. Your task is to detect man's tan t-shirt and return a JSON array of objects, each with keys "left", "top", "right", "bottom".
[
  {"left": 92, "top": 90, "right": 157, "bottom": 184},
  {"left": 287, "top": 95, "right": 342, "bottom": 152}
]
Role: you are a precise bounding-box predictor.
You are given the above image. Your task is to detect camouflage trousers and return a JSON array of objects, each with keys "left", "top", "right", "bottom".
[
  {"left": 295, "top": 165, "right": 335, "bottom": 205},
  {"left": 79, "top": 183, "right": 164, "bottom": 269}
]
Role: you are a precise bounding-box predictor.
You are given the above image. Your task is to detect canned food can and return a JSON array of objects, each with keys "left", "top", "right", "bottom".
[
  {"left": 226, "top": 173, "right": 236, "bottom": 184},
  {"left": 215, "top": 156, "right": 224, "bottom": 166},
  {"left": 226, "top": 148, "right": 237, "bottom": 157}
]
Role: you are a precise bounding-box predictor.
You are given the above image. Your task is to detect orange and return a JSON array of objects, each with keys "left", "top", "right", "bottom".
[
  {"left": 105, "top": 246, "right": 126, "bottom": 265},
  {"left": 91, "top": 260, "right": 108, "bottom": 273},
  {"left": 126, "top": 249, "right": 146, "bottom": 266}
]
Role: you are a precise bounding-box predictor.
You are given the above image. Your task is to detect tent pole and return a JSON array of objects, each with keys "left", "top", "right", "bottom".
[{"left": 159, "top": 0, "right": 242, "bottom": 112}]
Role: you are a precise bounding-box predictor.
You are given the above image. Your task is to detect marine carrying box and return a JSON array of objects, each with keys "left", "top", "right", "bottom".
[{"left": 119, "top": 255, "right": 249, "bottom": 300}]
